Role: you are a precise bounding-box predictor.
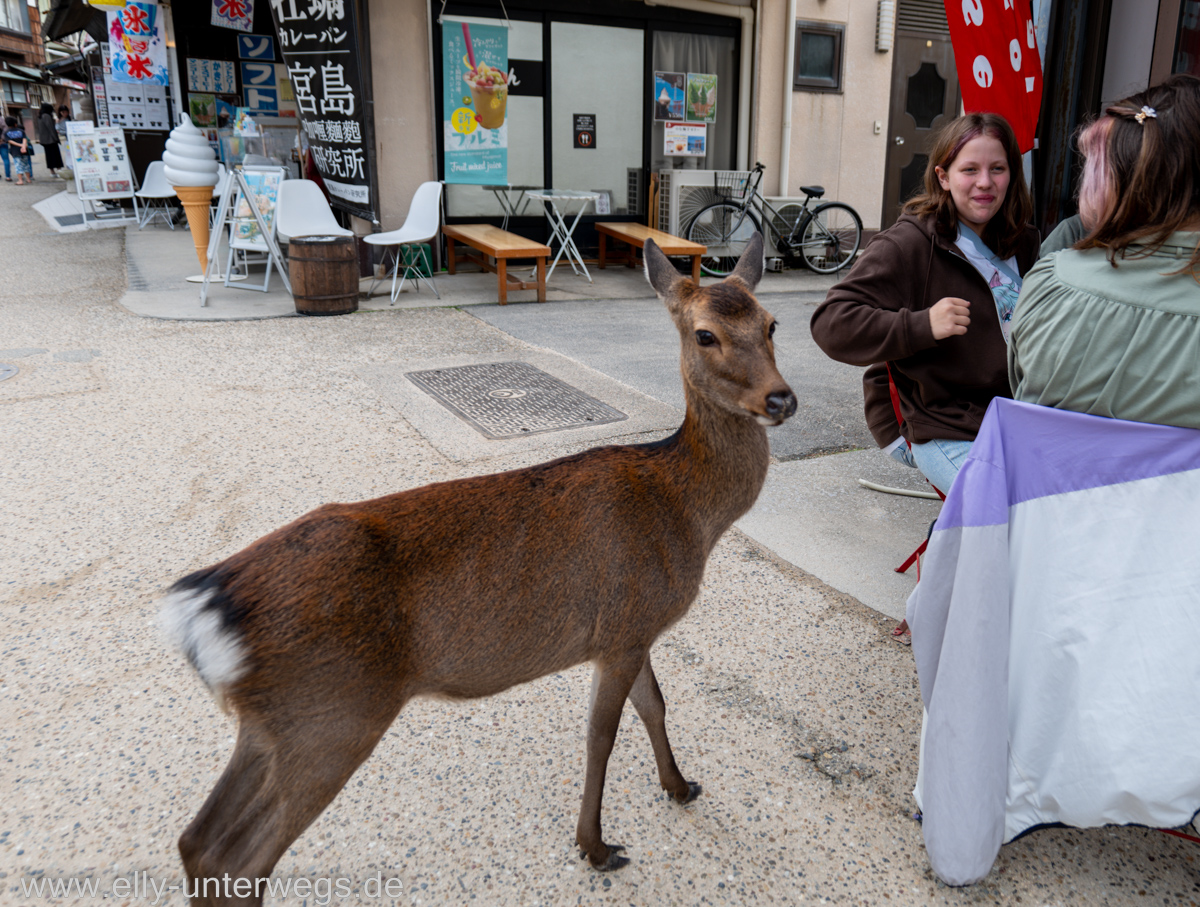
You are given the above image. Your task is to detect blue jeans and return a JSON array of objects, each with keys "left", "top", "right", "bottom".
[
  {"left": 910, "top": 438, "right": 974, "bottom": 496},
  {"left": 0, "top": 143, "right": 9, "bottom": 179}
]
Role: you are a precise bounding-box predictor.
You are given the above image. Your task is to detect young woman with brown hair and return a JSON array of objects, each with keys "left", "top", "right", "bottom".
[
  {"left": 811, "top": 112, "right": 1040, "bottom": 642},
  {"left": 812, "top": 112, "right": 1040, "bottom": 492},
  {"left": 1010, "top": 74, "right": 1200, "bottom": 427}
]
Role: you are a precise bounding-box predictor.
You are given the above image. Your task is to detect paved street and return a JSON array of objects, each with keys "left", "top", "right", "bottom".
[{"left": 2, "top": 173, "right": 1194, "bottom": 905}]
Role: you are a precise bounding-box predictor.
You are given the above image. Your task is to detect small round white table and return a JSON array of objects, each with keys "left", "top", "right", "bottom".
[{"left": 524, "top": 189, "right": 600, "bottom": 282}]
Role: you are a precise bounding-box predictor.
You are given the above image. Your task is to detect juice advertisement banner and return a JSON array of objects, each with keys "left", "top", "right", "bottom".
[{"left": 442, "top": 21, "right": 507, "bottom": 185}]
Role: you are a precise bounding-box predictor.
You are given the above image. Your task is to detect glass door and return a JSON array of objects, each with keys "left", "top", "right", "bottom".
[{"left": 550, "top": 21, "right": 643, "bottom": 215}]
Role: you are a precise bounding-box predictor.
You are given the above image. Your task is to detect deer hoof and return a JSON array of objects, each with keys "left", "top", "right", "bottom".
[
  {"left": 582, "top": 844, "right": 629, "bottom": 871},
  {"left": 671, "top": 781, "right": 702, "bottom": 804}
]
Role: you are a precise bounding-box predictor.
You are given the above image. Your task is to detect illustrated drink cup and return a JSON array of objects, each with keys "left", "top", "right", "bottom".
[{"left": 465, "top": 61, "right": 508, "bottom": 130}]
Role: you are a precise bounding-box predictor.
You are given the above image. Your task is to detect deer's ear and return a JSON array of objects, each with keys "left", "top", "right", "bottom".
[
  {"left": 728, "top": 232, "right": 764, "bottom": 292},
  {"left": 643, "top": 238, "right": 684, "bottom": 305}
]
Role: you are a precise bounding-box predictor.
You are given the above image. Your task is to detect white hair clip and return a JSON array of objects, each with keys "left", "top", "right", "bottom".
[{"left": 1134, "top": 105, "right": 1157, "bottom": 125}]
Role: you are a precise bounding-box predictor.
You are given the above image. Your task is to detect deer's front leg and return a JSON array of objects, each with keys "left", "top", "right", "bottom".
[
  {"left": 577, "top": 654, "right": 643, "bottom": 870},
  {"left": 628, "top": 653, "right": 701, "bottom": 803}
]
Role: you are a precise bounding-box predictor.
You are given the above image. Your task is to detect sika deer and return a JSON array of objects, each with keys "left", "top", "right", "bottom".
[{"left": 162, "top": 234, "right": 795, "bottom": 906}]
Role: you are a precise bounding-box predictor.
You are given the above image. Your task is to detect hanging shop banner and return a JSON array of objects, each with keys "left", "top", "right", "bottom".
[
  {"left": 944, "top": 0, "right": 1043, "bottom": 152},
  {"left": 212, "top": 0, "right": 254, "bottom": 33},
  {"left": 268, "top": 0, "right": 376, "bottom": 221},
  {"left": 107, "top": 2, "right": 170, "bottom": 86},
  {"left": 686, "top": 73, "right": 717, "bottom": 123},
  {"left": 442, "top": 20, "right": 507, "bottom": 185},
  {"left": 65, "top": 122, "right": 135, "bottom": 200},
  {"left": 653, "top": 72, "right": 685, "bottom": 121},
  {"left": 664, "top": 121, "right": 705, "bottom": 157}
]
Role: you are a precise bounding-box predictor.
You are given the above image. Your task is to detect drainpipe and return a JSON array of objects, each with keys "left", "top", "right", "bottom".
[
  {"left": 779, "top": 0, "right": 796, "bottom": 196},
  {"left": 643, "top": 0, "right": 755, "bottom": 170}
]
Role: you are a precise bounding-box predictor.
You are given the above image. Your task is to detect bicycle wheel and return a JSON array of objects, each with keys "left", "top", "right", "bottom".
[
  {"left": 799, "top": 202, "right": 863, "bottom": 274},
  {"left": 687, "top": 202, "right": 763, "bottom": 277}
]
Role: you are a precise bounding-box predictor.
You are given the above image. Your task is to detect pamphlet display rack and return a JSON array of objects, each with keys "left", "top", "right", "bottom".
[{"left": 200, "top": 165, "right": 291, "bottom": 306}]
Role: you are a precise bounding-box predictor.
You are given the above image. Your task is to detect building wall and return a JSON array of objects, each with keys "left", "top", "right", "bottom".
[
  {"left": 367, "top": 0, "right": 437, "bottom": 233},
  {"left": 757, "top": 0, "right": 894, "bottom": 230}
]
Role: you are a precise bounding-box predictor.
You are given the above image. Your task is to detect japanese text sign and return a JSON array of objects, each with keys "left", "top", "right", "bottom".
[
  {"left": 107, "top": 2, "right": 169, "bottom": 86},
  {"left": 212, "top": 0, "right": 254, "bottom": 33},
  {"left": 945, "top": 0, "right": 1043, "bottom": 152},
  {"left": 267, "top": 0, "right": 376, "bottom": 220},
  {"left": 442, "top": 21, "right": 507, "bottom": 185}
]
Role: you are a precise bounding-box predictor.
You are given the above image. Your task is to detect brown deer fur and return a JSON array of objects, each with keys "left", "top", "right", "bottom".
[{"left": 162, "top": 234, "right": 795, "bottom": 906}]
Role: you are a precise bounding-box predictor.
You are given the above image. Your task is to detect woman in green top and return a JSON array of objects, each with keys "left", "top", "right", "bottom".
[{"left": 1010, "top": 74, "right": 1200, "bottom": 427}]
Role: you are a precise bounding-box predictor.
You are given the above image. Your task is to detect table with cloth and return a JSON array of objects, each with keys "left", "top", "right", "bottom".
[{"left": 907, "top": 398, "right": 1200, "bottom": 886}]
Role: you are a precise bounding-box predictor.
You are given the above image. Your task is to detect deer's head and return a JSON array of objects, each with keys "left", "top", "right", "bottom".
[{"left": 645, "top": 234, "right": 797, "bottom": 426}]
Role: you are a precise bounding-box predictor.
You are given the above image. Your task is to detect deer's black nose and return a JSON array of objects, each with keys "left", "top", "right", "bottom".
[{"left": 766, "top": 390, "right": 797, "bottom": 420}]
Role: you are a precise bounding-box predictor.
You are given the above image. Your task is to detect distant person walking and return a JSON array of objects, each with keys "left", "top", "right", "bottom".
[
  {"left": 0, "top": 120, "right": 9, "bottom": 181},
  {"left": 4, "top": 115, "right": 33, "bottom": 185},
  {"left": 37, "top": 102, "right": 64, "bottom": 176}
]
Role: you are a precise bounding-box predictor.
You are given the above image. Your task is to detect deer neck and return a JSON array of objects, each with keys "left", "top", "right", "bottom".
[{"left": 670, "top": 383, "right": 772, "bottom": 546}]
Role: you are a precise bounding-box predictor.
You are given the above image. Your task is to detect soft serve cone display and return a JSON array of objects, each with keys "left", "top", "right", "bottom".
[{"left": 162, "top": 118, "right": 220, "bottom": 271}]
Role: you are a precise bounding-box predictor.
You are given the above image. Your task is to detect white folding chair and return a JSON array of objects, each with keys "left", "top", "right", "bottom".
[
  {"left": 276, "top": 179, "right": 353, "bottom": 244},
  {"left": 365, "top": 181, "right": 443, "bottom": 301},
  {"left": 135, "top": 161, "right": 178, "bottom": 230}
]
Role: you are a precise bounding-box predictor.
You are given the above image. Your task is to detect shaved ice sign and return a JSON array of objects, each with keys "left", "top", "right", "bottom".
[{"left": 108, "top": 2, "right": 170, "bottom": 86}]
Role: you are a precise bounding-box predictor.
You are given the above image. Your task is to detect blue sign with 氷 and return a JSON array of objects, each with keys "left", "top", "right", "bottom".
[{"left": 442, "top": 21, "right": 507, "bottom": 185}]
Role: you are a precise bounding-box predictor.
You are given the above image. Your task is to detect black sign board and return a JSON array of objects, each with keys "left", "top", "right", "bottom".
[
  {"left": 573, "top": 114, "right": 596, "bottom": 149},
  {"left": 267, "top": 0, "right": 377, "bottom": 223}
]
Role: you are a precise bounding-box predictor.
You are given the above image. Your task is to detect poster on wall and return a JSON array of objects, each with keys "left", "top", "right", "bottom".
[
  {"left": 686, "top": 73, "right": 717, "bottom": 123},
  {"left": 267, "top": 0, "right": 376, "bottom": 220},
  {"left": 653, "top": 72, "right": 685, "bottom": 121},
  {"left": 212, "top": 0, "right": 254, "bottom": 33},
  {"left": 664, "top": 121, "right": 705, "bottom": 157},
  {"left": 65, "top": 121, "right": 136, "bottom": 200},
  {"left": 442, "top": 20, "right": 508, "bottom": 185},
  {"left": 107, "top": 2, "right": 169, "bottom": 86}
]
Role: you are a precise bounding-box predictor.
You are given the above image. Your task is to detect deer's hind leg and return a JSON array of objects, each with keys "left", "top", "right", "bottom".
[
  {"left": 180, "top": 700, "right": 403, "bottom": 906},
  {"left": 628, "top": 653, "right": 700, "bottom": 803}
]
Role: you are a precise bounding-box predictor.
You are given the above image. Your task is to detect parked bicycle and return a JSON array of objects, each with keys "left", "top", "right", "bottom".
[{"left": 686, "top": 162, "right": 863, "bottom": 276}]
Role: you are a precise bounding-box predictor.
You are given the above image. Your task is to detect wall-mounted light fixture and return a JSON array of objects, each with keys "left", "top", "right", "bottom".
[{"left": 877, "top": 0, "right": 896, "bottom": 53}]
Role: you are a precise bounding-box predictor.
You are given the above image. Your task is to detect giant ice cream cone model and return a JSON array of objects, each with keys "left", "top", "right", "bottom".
[{"left": 162, "top": 118, "right": 219, "bottom": 271}]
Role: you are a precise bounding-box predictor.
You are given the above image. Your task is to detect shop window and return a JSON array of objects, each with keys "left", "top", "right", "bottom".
[
  {"left": 793, "top": 21, "right": 844, "bottom": 93},
  {"left": 652, "top": 30, "right": 738, "bottom": 174}
]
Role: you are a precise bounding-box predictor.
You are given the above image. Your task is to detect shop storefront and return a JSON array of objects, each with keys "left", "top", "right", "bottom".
[{"left": 428, "top": 0, "right": 744, "bottom": 249}]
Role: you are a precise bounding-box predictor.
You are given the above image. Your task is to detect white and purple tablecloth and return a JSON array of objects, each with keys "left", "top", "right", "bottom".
[{"left": 908, "top": 398, "right": 1200, "bottom": 886}]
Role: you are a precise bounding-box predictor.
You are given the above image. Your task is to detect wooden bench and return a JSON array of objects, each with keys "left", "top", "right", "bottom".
[
  {"left": 443, "top": 224, "right": 551, "bottom": 305},
  {"left": 596, "top": 222, "right": 707, "bottom": 284}
]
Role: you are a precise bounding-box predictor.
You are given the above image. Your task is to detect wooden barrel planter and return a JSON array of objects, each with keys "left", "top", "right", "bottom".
[{"left": 288, "top": 234, "right": 359, "bottom": 315}]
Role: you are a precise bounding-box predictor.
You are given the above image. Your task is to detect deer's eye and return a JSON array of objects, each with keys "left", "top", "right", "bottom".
[
  {"left": 696, "top": 330, "right": 716, "bottom": 346},
  {"left": 768, "top": 321, "right": 777, "bottom": 338}
]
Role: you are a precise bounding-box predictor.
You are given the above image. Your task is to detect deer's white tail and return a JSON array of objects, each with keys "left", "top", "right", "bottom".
[{"left": 161, "top": 570, "right": 247, "bottom": 712}]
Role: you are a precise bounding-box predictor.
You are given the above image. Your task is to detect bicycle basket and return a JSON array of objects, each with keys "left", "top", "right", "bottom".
[{"left": 713, "top": 171, "right": 751, "bottom": 201}]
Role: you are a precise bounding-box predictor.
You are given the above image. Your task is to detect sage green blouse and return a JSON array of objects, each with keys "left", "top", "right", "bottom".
[{"left": 1009, "top": 232, "right": 1200, "bottom": 429}]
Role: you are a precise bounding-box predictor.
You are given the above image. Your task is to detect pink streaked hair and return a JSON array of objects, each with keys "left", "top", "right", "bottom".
[{"left": 1076, "top": 117, "right": 1115, "bottom": 230}]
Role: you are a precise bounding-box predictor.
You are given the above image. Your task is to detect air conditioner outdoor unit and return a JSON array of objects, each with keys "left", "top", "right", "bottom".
[{"left": 659, "top": 169, "right": 749, "bottom": 238}]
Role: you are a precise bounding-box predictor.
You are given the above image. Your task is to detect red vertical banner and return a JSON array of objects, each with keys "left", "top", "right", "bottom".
[{"left": 944, "top": 0, "right": 1043, "bottom": 152}]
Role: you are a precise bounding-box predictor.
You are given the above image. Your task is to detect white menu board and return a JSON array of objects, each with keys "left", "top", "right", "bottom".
[
  {"left": 104, "top": 80, "right": 170, "bottom": 131},
  {"left": 66, "top": 121, "right": 136, "bottom": 200}
]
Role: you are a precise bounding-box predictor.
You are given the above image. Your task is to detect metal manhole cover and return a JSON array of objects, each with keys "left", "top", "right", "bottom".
[
  {"left": 405, "top": 362, "right": 627, "bottom": 440},
  {"left": 0, "top": 364, "right": 17, "bottom": 382}
]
